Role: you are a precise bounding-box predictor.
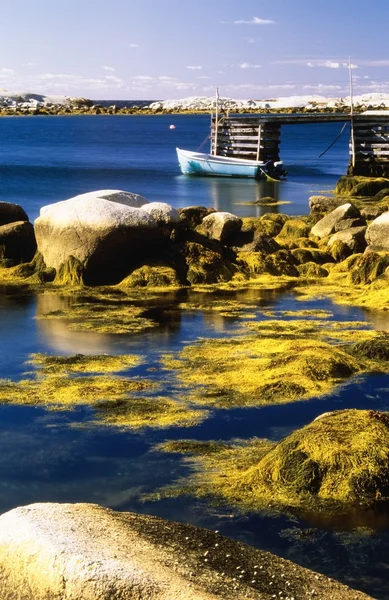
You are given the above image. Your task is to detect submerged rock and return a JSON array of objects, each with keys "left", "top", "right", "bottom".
[{"left": 0, "top": 502, "right": 371, "bottom": 599}]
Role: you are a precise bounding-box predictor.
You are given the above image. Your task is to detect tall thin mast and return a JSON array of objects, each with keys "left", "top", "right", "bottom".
[
  {"left": 349, "top": 56, "right": 356, "bottom": 170},
  {"left": 214, "top": 87, "right": 219, "bottom": 156}
]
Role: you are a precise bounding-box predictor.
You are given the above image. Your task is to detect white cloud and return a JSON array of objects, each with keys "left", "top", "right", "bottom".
[
  {"left": 0, "top": 68, "right": 15, "bottom": 75},
  {"left": 239, "top": 62, "right": 261, "bottom": 69},
  {"left": 103, "top": 66, "right": 115, "bottom": 72},
  {"left": 233, "top": 16, "right": 275, "bottom": 25},
  {"left": 132, "top": 75, "right": 154, "bottom": 81},
  {"left": 187, "top": 65, "right": 203, "bottom": 70},
  {"left": 306, "top": 60, "right": 358, "bottom": 69},
  {"left": 128, "top": 43, "right": 140, "bottom": 48}
]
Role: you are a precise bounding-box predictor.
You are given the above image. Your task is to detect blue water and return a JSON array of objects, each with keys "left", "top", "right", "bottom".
[
  {"left": 1, "top": 115, "right": 388, "bottom": 598},
  {"left": 0, "top": 115, "right": 350, "bottom": 221}
]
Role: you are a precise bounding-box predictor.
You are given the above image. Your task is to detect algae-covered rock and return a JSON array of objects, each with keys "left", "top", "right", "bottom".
[
  {"left": 297, "top": 262, "right": 329, "bottom": 278},
  {"left": 265, "top": 249, "right": 299, "bottom": 276},
  {"left": 329, "top": 240, "right": 353, "bottom": 262},
  {"left": 183, "top": 241, "right": 238, "bottom": 284},
  {"left": 277, "top": 217, "right": 311, "bottom": 239},
  {"left": 160, "top": 410, "right": 389, "bottom": 519},
  {"left": 291, "top": 247, "right": 332, "bottom": 265},
  {"left": 335, "top": 176, "right": 389, "bottom": 198},
  {"left": 242, "top": 409, "right": 389, "bottom": 510},
  {"left": 347, "top": 251, "right": 389, "bottom": 285},
  {"left": 120, "top": 265, "right": 181, "bottom": 288},
  {"left": 348, "top": 335, "right": 389, "bottom": 361},
  {"left": 0, "top": 221, "right": 36, "bottom": 264},
  {"left": 54, "top": 256, "right": 84, "bottom": 285},
  {"left": 0, "top": 201, "right": 29, "bottom": 226}
]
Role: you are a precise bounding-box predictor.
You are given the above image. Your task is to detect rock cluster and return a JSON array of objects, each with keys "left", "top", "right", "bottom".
[{"left": 1, "top": 182, "right": 389, "bottom": 289}]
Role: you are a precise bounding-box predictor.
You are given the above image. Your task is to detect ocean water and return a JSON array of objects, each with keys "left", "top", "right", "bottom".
[
  {"left": 1, "top": 114, "right": 388, "bottom": 598},
  {"left": 0, "top": 114, "right": 350, "bottom": 221}
]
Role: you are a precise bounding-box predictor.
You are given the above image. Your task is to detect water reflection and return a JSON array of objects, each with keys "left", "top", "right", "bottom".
[{"left": 174, "top": 174, "right": 283, "bottom": 217}]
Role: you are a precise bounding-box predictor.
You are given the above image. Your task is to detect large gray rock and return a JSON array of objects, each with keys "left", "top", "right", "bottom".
[
  {"left": 327, "top": 226, "right": 367, "bottom": 254},
  {"left": 201, "top": 211, "right": 242, "bottom": 244},
  {"left": 35, "top": 190, "right": 159, "bottom": 285},
  {"left": 0, "top": 221, "right": 36, "bottom": 264},
  {"left": 0, "top": 503, "right": 373, "bottom": 600},
  {"left": 0, "top": 202, "right": 29, "bottom": 226},
  {"left": 366, "top": 212, "right": 389, "bottom": 250},
  {"left": 311, "top": 203, "right": 360, "bottom": 238}
]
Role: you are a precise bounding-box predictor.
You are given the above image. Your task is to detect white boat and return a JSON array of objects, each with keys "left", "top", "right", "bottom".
[
  {"left": 176, "top": 147, "right": 286, "bottom": 179},
  {"left": 176, "top": 88, "right": 286, "bottom": 180}
]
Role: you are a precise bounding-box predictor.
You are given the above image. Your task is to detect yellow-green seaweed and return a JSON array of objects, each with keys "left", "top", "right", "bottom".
[
  {"left": 0, "top": 374, "right": 152, "bottom": 408},
  {"left": 27, "top": 353, "right": 144, "bottom": 374},
  {"left": 154, "top": 410, "right": 389, "bottom": 515},
  {"left": 94, "top": 396, "right": 208, "bottom": 430}
]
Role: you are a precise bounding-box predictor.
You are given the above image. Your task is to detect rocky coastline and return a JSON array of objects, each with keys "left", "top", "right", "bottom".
[
  {"left": 1, "top": 92, "right": 389, "bottom": 116},
  {"left": 1, "top": 177, "right": 389, "bottom": 598}
]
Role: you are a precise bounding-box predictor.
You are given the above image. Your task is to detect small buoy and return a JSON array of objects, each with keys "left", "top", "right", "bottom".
[{"left": 169, "top": 124, "right": 176, "bottom": 130}]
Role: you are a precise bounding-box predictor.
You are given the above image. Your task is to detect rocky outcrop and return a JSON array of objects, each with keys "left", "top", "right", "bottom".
[
  {"left": 311, "top": 203, "right": 360, "bottom": 238},
  {"left": 34, "top": 190, "right": 163, "bottom": 285},
  {"left": 0, "top": 502, "right": 373, "bottom": 600}
]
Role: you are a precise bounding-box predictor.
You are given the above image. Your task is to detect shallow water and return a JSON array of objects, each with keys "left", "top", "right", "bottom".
[
  {"left": 1, "top": 284, "right": 389, "bottom": 598},
  {"left": 0, "top": 115, "right": 350, "bottom": 221}
]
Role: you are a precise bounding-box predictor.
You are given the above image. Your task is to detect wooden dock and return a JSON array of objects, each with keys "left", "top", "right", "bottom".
[{"left": 210, "top": 113, "right": 389, "bottom": 177}]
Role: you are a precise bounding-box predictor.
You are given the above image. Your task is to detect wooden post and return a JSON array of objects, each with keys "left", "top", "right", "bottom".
[{"left": 256, "top": 125, "right": 261, "bottom": 161}]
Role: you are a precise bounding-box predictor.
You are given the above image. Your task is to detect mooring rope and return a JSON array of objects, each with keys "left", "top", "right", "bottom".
[
  {"left": 196, "top": 134, "right": 211, "bottom": 152},
  {"left": 318, "top": 122, "right": 348, "bottom": 158}
]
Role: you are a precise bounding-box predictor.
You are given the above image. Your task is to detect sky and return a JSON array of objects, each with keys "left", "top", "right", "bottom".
[{"left": 0, "top": 0, "right": 388, "bottom": 101}]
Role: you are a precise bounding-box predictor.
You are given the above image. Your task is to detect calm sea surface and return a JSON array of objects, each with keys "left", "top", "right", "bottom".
[{"left": 1, "top": 115, "right": 389, "bottom": 598}]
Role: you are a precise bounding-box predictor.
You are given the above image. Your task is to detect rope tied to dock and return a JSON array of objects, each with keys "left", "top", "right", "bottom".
[{"left": 318, "top": 122, "right": 348, "bottom": 158}]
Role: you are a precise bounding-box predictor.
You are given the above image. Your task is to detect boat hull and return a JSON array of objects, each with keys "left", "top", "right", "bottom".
[{"left": 176, "top": 148, "right": 285, "bottom": 179}]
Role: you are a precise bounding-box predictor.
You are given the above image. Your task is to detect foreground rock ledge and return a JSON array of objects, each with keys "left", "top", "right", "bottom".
[{"left": 0, "top": 503, "right": 372, "bottom": 599}]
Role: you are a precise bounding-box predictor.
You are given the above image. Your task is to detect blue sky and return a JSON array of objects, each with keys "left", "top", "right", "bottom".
[{"left": 0, "top": 0, "right": 388, "bottom": 100}]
